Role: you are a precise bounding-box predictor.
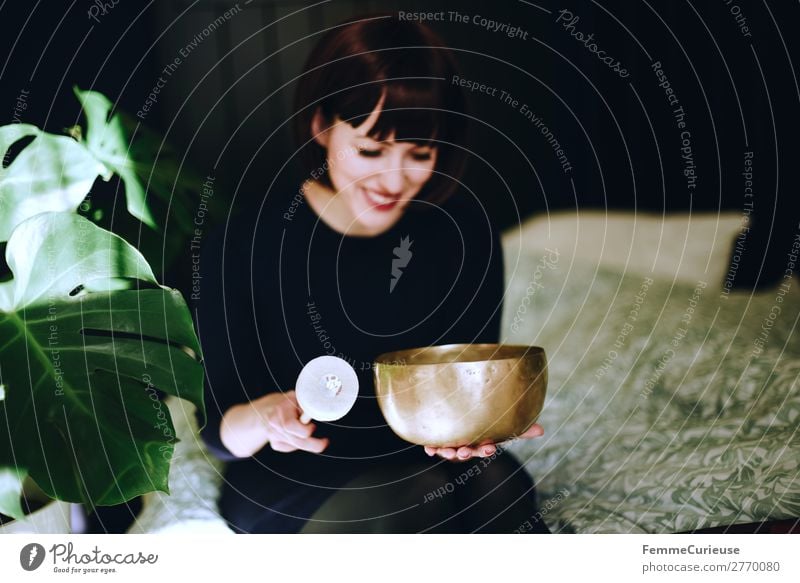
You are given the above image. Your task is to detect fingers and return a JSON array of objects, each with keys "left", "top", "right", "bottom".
[
  {"left": 424, "top": 445, "right": 456, "bottom": 459},
  {"left": 269, "top": 437, "right": 329, "bottom": 454},
  {"left": 424, "top": 440, "right": 497, "bottom": 461},
  {"left": 268, "top": 418, "right": 329, "bottom": 453},
  {"left": 519, "top": 423, "right": 544, "bottom": 439},
  {"left": 479, "top": 443, "right": 497, "bottom": 456},
  {"left": 267, "top": 425, "right": 329, "bottom": 453},
  {"left": 265, "top": 394, "right": 329, "bottom": 454},
  {"left": 282, "top": 415, "right": 316, "bottom": 439},
  {"left": 269, "top": 440, "right": 295, "bottom": 453},
  {"left": 473, "top": 440, "right": 496, "bottom": 457},
  {"left": 268, "top": 429, "right": 328, "bottom": 454},
  {"left": 294, "top": 434, "right": 329, "bottom": 454},
  {"left": 456, "top": 441, "right": 496, "bottom": 460}
]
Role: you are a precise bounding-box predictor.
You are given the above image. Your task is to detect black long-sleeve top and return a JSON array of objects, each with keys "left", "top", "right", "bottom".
[{"left": 195, "top": 176, "right": 504, "bottom": 482}]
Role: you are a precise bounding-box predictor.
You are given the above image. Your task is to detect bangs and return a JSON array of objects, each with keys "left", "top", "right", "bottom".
[{"left": 341, "top": 81, "right": 446, "bottom": 146}]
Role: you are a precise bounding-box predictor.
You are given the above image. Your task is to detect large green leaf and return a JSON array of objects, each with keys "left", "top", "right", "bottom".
[
  {"left": 117, "top": 112, "right": 211, "bottom": 234},
  {"left": 74, "top": 88, "right": 160, "bottom": 230},
  {"left": 0, "top": 213, "right": 203, "bottom": 505},
  {"left": 73, "top": 87, "right": 229, "bottom": 274},
  {"left": 0, "top": 124, "right": 107, "bottom": 242}
]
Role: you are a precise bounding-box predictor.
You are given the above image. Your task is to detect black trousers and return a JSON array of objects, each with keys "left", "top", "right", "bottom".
[{"left": 220, "top": 448, "right": 550, "bottom": 534}]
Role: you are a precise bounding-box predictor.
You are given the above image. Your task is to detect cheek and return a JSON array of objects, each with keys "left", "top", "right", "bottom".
[
  {"left": 343, "top": 156, "right": 378, "bottom": 180},
  {"left": 406, "top": 163, "right": 436, "bottom": 187},
  {"left": 323, "top": 133, "right": 360, "bottom": 186},
  {"left": 328, "top": 152, "right": 375, "bottom": 187}
]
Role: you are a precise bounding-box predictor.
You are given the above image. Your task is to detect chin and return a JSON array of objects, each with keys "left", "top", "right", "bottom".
[
  {"left": 354, "top": 209, "right": 403, "bottom": 236},
  {"left": 346, "top": 196, "right": 405, "bottom": 234}
]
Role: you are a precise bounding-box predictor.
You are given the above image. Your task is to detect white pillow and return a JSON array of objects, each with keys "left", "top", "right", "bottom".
[{"left": 502, "top": 210, "right": 744, "bottom": 286}]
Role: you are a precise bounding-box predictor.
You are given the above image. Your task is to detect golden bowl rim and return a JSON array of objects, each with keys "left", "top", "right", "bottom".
[{"left": 373, "top": 343, "right": 546, "bottom": 367}]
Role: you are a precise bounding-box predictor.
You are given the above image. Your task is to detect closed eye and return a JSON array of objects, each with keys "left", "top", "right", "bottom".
[{"left": 358, "top": 148, "right": 382, "bottom": 158}]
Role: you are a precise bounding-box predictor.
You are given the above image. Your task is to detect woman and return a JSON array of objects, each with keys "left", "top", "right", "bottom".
[{"left": 197, "top": 15, "right": 548, "bottom": 533}]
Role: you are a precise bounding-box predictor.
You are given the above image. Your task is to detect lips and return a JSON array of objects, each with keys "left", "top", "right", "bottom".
[{"left": 362, "top": 187, "right": 401, "bottom": 211}]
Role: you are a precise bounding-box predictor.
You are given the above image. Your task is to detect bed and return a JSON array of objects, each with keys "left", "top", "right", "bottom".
[{"left": 130, "top": 210, "right": 800, "bottom": 534}]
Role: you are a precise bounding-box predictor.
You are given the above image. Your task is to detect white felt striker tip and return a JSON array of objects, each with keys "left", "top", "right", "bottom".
[{"left": 295, "top": 355, "right": 359, "bottom": 422}]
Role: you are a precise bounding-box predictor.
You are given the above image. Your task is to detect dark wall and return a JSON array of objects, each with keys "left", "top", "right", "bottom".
[{"left": 1, "top": 0, "right": 797, "bottom": 287}]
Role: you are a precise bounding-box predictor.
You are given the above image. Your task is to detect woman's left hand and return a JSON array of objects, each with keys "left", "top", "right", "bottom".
[{"left": 423, "top": 423, "right": 544, "bottom": 461}]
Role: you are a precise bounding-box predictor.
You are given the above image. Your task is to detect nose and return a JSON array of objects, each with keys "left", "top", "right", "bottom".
[{"left": 377, "top": 164, "right": 405, "bottom": 195}]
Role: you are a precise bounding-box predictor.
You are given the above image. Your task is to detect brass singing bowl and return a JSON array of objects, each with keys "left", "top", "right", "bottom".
[{"left": 373, "top": 344, "right": 547, "bottom": 447}]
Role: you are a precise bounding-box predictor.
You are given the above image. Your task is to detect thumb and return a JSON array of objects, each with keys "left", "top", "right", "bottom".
[{"left": 519, "top": 423, "right": 544, "bottom": 439}]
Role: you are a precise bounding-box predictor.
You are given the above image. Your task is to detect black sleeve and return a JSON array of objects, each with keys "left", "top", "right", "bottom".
[
  {"left": 435, "top": 200, "right": 505, "bottom": 345},
  {"left": 195, "top": 219, "right": 263, "bottom": 462}
]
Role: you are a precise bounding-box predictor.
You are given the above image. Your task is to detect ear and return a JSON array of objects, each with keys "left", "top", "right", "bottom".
[{"left": 311, "top": 108, "right": 331, "bottom": 148}]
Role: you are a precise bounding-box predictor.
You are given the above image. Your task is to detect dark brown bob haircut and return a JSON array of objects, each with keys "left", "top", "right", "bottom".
[{"left": 294, "top": 14, "right": 468, "bottom": 208}]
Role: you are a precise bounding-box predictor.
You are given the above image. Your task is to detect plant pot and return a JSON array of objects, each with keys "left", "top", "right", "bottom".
[{"left": 0, "top": 500, "right": 73, "bottom": 534}]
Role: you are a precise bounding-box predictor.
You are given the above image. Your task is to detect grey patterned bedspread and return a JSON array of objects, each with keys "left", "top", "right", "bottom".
[{"left": 501, "top": 251, "right": 799, "bottom": 533}]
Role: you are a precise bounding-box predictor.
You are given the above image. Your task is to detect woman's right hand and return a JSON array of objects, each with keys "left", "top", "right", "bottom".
[{"left": 220, "top": 390, "right": 329, "bottom": 458}]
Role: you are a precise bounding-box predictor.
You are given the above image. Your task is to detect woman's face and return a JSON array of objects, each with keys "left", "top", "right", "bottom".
[{"left": 312, "top": 99, "right": 438, "bottom": 236}]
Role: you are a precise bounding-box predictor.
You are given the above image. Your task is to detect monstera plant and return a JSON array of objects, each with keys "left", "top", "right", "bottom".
[{"left": 0, "top": 88, "right": 205, "bottom": 525}]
